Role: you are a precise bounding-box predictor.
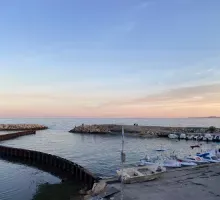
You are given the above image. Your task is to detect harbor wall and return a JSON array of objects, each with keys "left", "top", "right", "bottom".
[{"left": 0, "top": 131, "right": 99, "bottom": 189}]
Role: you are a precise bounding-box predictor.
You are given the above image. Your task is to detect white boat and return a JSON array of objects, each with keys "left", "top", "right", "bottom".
[
  {"left": 197, "top": 150, "right": 220, "bottom": 163},
  {"left": 203, "top": 155, "right": 220, "bottom": 163},
  {"left": 183, "top": 156, "right": 210, "bottom": 164},
  {"left": 168, "top": 134, "right": 178, "bottom": 139},
  {"left": 138, "top": 160, "right": 155, "bottom": 166},
  {"left": 176, "top": 158, "right": 197, "bottom": 166},
  {"left": 137, "top": 155, "right": 158, "bottom": 166},
  {"left": 186, "top": 135, "right": 194, "bottom": 140},
  {"left": 180, "top": 133, "right": 186, "bottom": 139},
  {"left": 116, "top": 165, "right": 166, "bottom": 184},
  {"left": 163, "top": 160, "right": 181, "bottom": 168},
  {"left": 203, "top": 134, "right": 213, "bottom": 141}
]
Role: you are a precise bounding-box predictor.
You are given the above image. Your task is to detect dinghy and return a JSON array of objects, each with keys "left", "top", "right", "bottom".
[{"left": 116, "top": 165, "right": 166, "bottom": 184}]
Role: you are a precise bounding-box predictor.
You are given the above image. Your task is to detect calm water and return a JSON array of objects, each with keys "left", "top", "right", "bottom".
[{"left": 0, "top": 118, "right": 220, "bottom": 200}]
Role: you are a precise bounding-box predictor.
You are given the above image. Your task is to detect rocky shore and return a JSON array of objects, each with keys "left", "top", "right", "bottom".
[
  {"left": 0, "top": 124, "right": 48, "bottom": 131},
  {"left": 69, "top": 124, "right": 220, "bottom": 138}
]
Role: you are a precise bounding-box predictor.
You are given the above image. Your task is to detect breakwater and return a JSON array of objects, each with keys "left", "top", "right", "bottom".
[
  {"left": 0, "top": 124, "right": 48, "bottom": 131},
  {"left": 69, "top": 124, "right": 220, "bottom": 138},
  {"left": 0, "top": 131, "right": 99, "bottom": 189},
  {"left": 0, "top": 130, "right": 36, "bottom": 141}
]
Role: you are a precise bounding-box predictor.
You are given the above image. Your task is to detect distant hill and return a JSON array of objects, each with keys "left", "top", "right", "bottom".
[{"left": 189, "top": 116, "right": 220, "bottom": 118}]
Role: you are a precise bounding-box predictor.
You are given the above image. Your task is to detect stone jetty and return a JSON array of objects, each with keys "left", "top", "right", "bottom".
[
  {"left": 69, "top": 124, "right": 220, "bottom": 138},
  {"left": 0, "top": 124, "right": 48, "bottom": 131}
]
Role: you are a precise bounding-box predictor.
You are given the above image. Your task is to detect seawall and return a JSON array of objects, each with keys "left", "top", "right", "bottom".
[
  {"left": 0, "top": 130, "right": 99, "bottom": 189},
  {"left": 0, "top": 130, "right": 36, "bottom": 141}
]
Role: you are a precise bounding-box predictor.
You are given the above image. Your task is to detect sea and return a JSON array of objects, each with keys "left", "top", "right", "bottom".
[{"left": 0, "top": 117, "right": 220, "bottom": 200}]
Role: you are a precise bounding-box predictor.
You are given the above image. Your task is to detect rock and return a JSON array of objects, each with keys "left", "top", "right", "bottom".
[
  {"left": 84, "top": 195, "right": 92, "bottom": 200},
  {"left": 87, "top": 190, "right": 92, "bottom": 195},
  {"left": 92, "top": 181, "right": 107, "bottom": 196}
]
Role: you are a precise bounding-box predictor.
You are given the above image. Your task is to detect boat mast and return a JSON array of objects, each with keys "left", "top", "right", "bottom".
[{"left": 120, "top": 126, "right": 125, "bottom": 200}]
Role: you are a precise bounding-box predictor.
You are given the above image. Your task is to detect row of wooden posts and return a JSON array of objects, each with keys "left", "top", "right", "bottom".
[{"left": 0, "top": 131, "right": 99, "bottom": 189}]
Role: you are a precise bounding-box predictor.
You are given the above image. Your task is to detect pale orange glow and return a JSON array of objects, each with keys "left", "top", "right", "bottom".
[{"left": 0, "top": 83, "right": 220, "bottom": 118}]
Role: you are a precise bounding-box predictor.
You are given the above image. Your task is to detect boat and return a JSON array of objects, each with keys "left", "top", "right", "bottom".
[
  {"left": 213, "top": 135, "right": 220, "bottom": 142},
  {"left": 203, "top": 134, "right": 212, "bottom": 141},
  {"left": 197, "top": 136, "right": 204, "bottom": 141},
  {"left": 182, "top": 156, "right": 210, "bottom": 164},
  {"left": 116, "top": 165, "right": 166, "bottom": 184},
  {"left": 155, "top": 145, "right": 167, "bottom": 152},
  {"left": 192, "top": 136, "right": 199, "bottom": 140},
  {"left": 190, "top": 144, "right": 201, "bottom": 149},
  {"left": 197, "top": 151, "right": 220, "bottom": 163},
  {"left": 168, "top": 134, "right": 178, "bottom": 139},
  {"left": 163, "top": 160, "right": 181, "bottom": 168},
  {"left": 176, "top": 158, "right": 197, "bottom": 166},
  {"left": 138, "top": 155, "right": 155, "bottom": 166},
  {"left": 155, "top": 149, "right": 166, "bottom": 152},
  {"left": 186, "top": 135, "right": 194, "bottom": 140},
  {"left": 180, "top": 133, "right": 186, "bottom": 139}
]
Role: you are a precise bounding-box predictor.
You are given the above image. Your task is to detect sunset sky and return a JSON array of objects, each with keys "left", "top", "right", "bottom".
[{"left": 0, "top": 0, "right": 220, "bottom": 118}]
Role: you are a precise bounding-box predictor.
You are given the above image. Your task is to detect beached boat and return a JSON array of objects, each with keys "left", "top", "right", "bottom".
[{"left": 116, "top": 165, "right": 166, "bottom": 184}]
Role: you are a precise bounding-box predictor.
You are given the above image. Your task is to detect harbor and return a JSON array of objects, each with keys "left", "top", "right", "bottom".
[
  {"left": 83, "top": 126, "right": 220, "bottom": 200},
  {"left": 0, "top": 118, "right": 220, "bottom": 200}
]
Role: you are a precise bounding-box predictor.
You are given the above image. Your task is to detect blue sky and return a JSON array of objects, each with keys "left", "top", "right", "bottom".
[{"left": 0, "top": 0, "right": 220, "bottom": 117}]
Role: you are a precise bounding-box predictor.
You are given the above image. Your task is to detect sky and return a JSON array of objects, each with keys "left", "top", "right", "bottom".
[{"left": 0, "top": 0, "right": 220, "bottom": 118}]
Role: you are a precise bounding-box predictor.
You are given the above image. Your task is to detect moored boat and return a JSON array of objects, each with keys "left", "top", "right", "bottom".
[
  {"left": 168, "top": 134, "right": 178, "bottom": 139},
  {"left": 197, "top": 150, "right": 220, "bottom": 163},
  {"left": 182, "top": 156, "right": 210, "bottom": 164}
]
